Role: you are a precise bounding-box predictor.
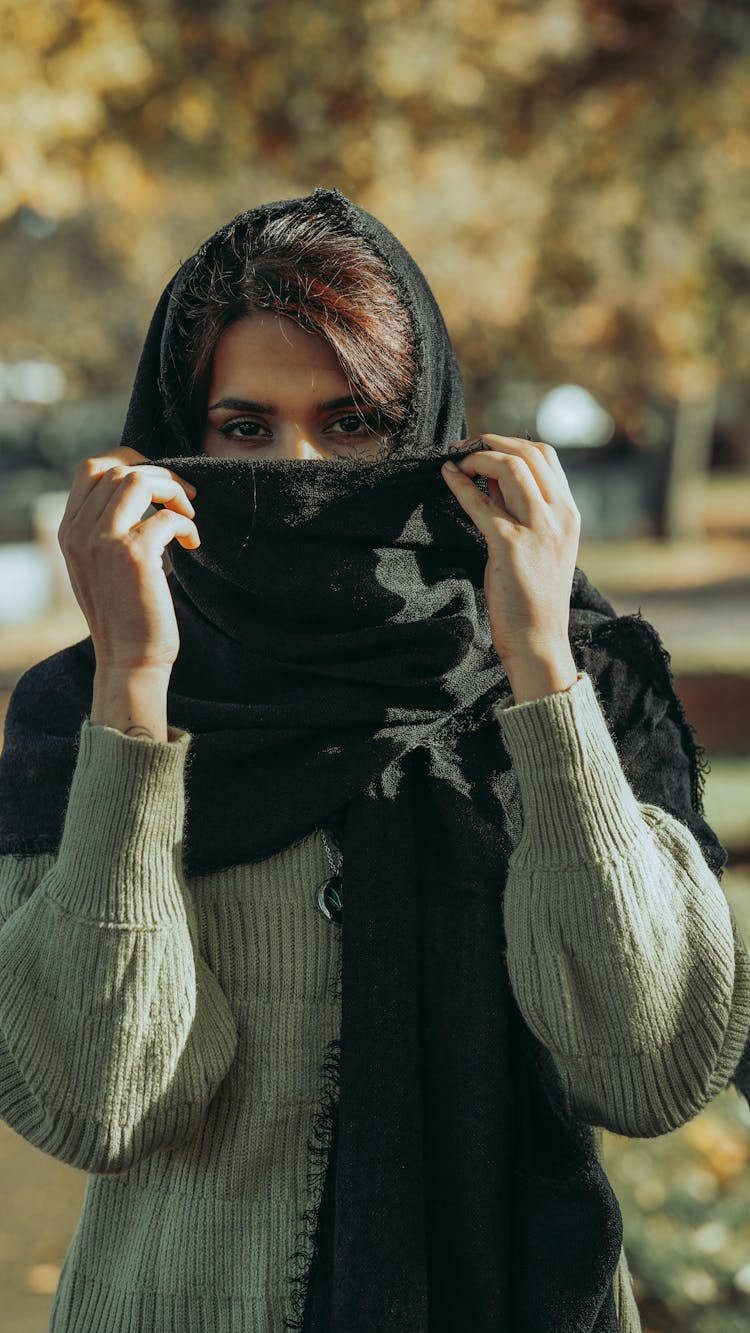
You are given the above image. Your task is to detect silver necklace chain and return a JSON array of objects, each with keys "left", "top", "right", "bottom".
[
  {"left": 317, "top": 827, "right": 343, "bottom": 923},
  {"left": 320, "top": 827, "right": 343, "bottom": 877}
]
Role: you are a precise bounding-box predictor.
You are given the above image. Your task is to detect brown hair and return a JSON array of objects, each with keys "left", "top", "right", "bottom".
[{"left": 170, "top": 201, "right": 418, "bottom": 449}]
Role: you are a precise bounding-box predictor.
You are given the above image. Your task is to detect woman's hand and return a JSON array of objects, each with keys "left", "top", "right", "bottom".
[
  {"left": 58, "top": 445, "right": 200, "bottom": 674},
  {"left": 441, "top": 434, "right": 581, "bottom": 698}
]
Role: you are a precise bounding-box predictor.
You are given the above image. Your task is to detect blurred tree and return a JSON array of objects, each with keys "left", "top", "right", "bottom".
[{"left": 1, "top": 0, "right": 749, "bottom": 444}]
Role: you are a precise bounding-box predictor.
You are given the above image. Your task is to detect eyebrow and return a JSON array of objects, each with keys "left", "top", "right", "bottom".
[{"left": 207, "top": 395, "right": 365, "bottom": 414}]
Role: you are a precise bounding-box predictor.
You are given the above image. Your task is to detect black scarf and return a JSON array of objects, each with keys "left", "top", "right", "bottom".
[{"left": 1, "top": 188, "right": 746, "bottom": 1331}]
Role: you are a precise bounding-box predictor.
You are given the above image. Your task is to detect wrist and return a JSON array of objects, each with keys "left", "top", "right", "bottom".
[
  {"left": 93, "top": 662, "right": 173, "bottom": 684},
  {"left": 501, "top": 646, "right": 578, "bottom": 704},
  {"left": 91, "top": 665, "right": 171, "bottom": 742}
]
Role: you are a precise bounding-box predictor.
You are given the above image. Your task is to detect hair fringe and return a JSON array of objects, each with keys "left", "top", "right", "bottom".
[{"left": 165, "top": 201, "right": 417, "bottom": 450}]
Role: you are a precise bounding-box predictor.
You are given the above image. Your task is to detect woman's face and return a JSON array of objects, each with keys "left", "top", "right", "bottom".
[{"left": 201, "top": 312, "right": 394, "bottom": 461}]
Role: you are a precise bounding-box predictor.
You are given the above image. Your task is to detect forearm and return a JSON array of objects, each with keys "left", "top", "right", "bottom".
[
  {"left": 495, "top": 671, "right": 750, "bottom": 1134},
  {"left": 0, "top": 726, "right": 237, "bottom": 1172},
  {"left": 91, "top": 666, "right": 171, "bottom": 742}
]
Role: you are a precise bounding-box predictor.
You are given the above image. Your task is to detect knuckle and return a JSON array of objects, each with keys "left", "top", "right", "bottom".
[
  {"left": 84, "top": 530, "right": 111, "bottom": 557},
  {"left": 504, "top": 455, "right": 526, "bottom": 474},
  {"left": 61, "top": 522, "right": 81, "bottom": 550},
  {"left": 63, "top": 539, "right": 84, "bottom": 567},
  {"left": 116, "top": 533, "right": 144, "bottom": 566}
]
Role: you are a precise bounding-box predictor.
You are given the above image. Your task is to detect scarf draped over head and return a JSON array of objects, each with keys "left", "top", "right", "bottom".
[{"left": 0, "top": 186, "right": 744, "bottom": 1331}]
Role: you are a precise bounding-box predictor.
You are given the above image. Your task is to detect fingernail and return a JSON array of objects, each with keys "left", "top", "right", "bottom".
[{"left": 442, "top": 460, "right": 459, "bottom": 473}]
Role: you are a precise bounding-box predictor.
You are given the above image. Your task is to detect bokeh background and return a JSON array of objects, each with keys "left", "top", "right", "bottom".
[{"left": 1, "top": 1, "right": 750, "bottom": 1329}]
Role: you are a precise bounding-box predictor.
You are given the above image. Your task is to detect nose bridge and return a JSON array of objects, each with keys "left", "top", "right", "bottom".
[{"left": 277, "top": 419, "right": 325, "bottom": 460}]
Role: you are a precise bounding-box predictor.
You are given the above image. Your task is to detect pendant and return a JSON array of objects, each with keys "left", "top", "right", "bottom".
[{"left": 316, "top": 873, "right": 343, "bottom": 924}]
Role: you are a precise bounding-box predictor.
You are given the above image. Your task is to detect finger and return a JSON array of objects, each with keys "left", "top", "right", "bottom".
[
  {"left": 95, "top": 471, "right": 196, "bottom": 534},
  {"left": 502, "top": 433, "right": 573, "bottom": 493},
  {"left": 62, "top": 454, "right": 198, "bottom": 529},
  {"left": 79, "top": 449, "right": 199, "bottom": 495},
  {"left": 63, "top": 463, "right": 197, "bottom": 535},
  {"left": 441, "top": 460, "right": 520, "bottom": 537},
  {"left": 487, "top": 433, "right": 567, "bottom": 479},
  {"left": 130, "top": 463, "right": 198, "bottom": 498},
  {"left": 65, "top": 473, "right": 194, "bottom": 556},
  {"left": 109, "top": 446, "right": 200, "bottom": 498},
  {"left": 447, "top": 433, "right": 557, "bottom": 461},
  {"left": 447, "top": 452, "right": 539, "bottom": 526},
  {"left": 128, "top": 506, "right": 201, "bottom": 552},
  {"left": 454, "top": 439, "right": 556, "bottom": 505}
]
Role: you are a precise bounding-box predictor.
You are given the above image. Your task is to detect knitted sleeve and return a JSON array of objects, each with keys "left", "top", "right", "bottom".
[
  {"left": 0, "top": 721, "right": 238, "bottom": 1174},
  {"left": 494, "top": 670, "right": 750, "bottom": 1138}
]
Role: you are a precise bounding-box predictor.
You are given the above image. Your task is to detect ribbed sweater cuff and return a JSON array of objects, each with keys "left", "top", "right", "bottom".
[
  {"left": 493, "top": 671, "right": 645, "bottom": 866},
  {"left": 49, "top": 720, "right": 192, "bottom": 924}
]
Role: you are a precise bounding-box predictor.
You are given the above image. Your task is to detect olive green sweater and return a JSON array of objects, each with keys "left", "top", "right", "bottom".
[{"left": 1, "top": 670, "right": 748, "bottom": 1331}]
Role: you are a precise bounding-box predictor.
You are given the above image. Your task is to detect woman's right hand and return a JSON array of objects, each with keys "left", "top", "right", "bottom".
[{"left": 58, "top": 446, "right": 201, "bottom": 674}]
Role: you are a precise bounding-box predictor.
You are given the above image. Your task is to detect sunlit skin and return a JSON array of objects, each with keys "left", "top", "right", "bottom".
[
  {"left": 201, "top": 312, "right": 581, "bottom": 703},
  {"left": 202, "top": 312, "right": 393, "bottom": 461},
  {"left": 65, "top": 312, "right": 577, "bottom": 744}
]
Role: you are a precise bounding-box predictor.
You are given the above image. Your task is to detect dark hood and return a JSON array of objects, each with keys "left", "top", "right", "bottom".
[{"left": 121, "top": 184, "right": 469, "bottom": 463}]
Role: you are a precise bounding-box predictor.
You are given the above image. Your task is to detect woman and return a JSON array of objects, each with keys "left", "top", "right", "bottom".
[{"left": 0, "top": 186, "right": 748, "bottom": 1333}]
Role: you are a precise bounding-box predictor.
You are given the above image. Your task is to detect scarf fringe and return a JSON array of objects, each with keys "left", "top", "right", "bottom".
[
  {"left": 622, "top": 610, "right": 715, "bottom": 821},
  {"left": 282, "top": 1034, "right": 341, "bottom": 1330},
  {"left": 572, "top": 608, "right": 719, "bottom": 862},
  {"left": 282, "top": 922, "right": 343, "bottom": 1331}
]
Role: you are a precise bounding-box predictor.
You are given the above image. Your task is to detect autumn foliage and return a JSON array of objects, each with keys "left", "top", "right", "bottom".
[{"left": 1, "top": 0, "right": 749, "bottom": 444}]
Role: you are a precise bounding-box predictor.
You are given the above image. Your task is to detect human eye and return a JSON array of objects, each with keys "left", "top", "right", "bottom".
[
  {"left": 327, "top": 411, "right": 382, "bottom": 438},
  {"left": 218, "top": 418, "right": 271, "bottom": 442}
]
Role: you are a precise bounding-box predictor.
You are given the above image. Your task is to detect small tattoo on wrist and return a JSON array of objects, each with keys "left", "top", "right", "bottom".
[{"left": 124, "top": 725, "right": 156, "bottom": 740}]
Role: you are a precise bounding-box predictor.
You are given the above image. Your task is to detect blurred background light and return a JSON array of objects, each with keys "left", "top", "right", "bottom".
[
  {"left": 16, "top": 206, "right": 59, "bottom": 239},
  {"left": 0, "top": 544, "right": 52, "bottom": 625},
  {"left": 0, "top": 361, "right": 67, "bottom": 404},
  {"left": 536, "top": 383, "right": 616, "bottom": 449}
]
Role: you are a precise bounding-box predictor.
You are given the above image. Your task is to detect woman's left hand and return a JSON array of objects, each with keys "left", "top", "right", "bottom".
[{"left": 441, "top": 434, "right": 582, "bottom": 674}]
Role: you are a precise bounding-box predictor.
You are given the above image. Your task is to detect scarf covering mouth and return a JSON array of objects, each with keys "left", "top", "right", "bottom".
[{"left": 0, "top": 186, "right": 740, "bottom": 1331}]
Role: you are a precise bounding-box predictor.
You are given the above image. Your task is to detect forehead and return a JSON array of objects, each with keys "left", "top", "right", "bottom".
[{"left": 209, "top": 312, "right": 349, "bottom": 392}]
